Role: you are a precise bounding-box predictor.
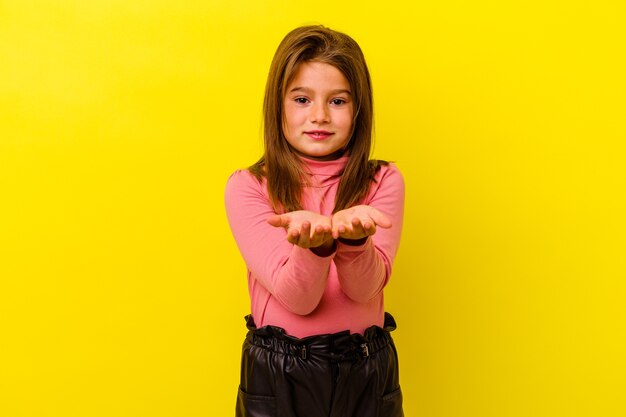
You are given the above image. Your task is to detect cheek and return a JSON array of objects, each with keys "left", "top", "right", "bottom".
[
  {"left": 281, "top": 109, "right": 293, "bottom": 135},
  {"left": 342, "top": 104, "right": 354, "bottom": 126},
  {"left": 341, "top": 111, "right": 354, "bottom": 131},
  {"left": 283, "top": 107, "right": 300, "bottom": 130}
]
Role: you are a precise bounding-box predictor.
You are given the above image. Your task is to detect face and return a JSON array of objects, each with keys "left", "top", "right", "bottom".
[{"left": 282, "top": 61, "right": 354, "bottom": 160}]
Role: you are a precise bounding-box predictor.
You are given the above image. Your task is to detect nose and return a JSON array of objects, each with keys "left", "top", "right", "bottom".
[{"left": 309, "top": 102, "right": 330, "bottom": 124}]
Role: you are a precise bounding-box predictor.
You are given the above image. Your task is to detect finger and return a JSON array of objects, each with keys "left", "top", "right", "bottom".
[
  {"left": 299, "top": 222, "right": 311, "bottom": 247},
  {"left": 318, "top": 231, "right": 333, "bottom": 248},
  {"left": 310, "top": 226, "right": 324, "bottom": 247},
  {"left": 350, "top": 217, "right": 368, "bottom": 239},
  {"left": 313, "top": 230, "right": 333, "bottom": 248},
  {"left": 362, "top": 220, "right": 377, "bottom": 236},
  {"left": 313, "top": 224, "right": 328, "bottom": 242},
  {"left": 321, "top": 223, "right": 332, "bottom": 235},
  {"left": 343, "top": 218, "right": 358, "bottom": 238},
  {"left": 310, "top": 224, "right": 324, "bottom": 240},
  {"left": 334, "top": 224, "right": 348, "bottom": 239},
  {"left": 369, "top": 208, "right": 392, "bottom": 229},
  {"left": 331, "top": 220, "right": 342, "bottom": 239},
  {"left": 287, "top": 227, "right": 300, "bottom": 244},
  {"left": 267, "top": 214, "right": 289, "bottom": 228}
]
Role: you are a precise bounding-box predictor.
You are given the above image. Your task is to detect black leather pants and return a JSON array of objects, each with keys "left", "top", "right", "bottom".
[{"left": 236, "top": 313, "right": 404, "bottom": 417}]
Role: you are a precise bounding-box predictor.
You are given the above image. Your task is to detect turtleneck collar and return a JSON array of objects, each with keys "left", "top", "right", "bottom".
[{"left": 299, "top": 155, "right": 349, "bottom": 188}]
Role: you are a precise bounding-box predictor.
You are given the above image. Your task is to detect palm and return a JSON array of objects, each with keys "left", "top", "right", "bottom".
[
  {"left": 331, "top": 205, "right": 392, "bottom": 240},
  {"left": 268, "top": 210, "right": 333, "bottom": 249}
]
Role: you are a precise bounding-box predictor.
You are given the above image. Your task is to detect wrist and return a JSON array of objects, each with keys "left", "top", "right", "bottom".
[
  {"left": 337, "top": 236, "right": 368, "bottom": 246},
  {"left": 310, "top": 238, "right": 336, "bottom": 257}
]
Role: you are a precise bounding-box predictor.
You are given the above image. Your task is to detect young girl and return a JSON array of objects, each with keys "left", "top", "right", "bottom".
[{"left": 225, "top": 25, "right": 405, "bottom": 417}]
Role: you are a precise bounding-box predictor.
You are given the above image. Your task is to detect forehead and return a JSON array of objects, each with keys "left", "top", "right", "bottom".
[{"left": 286, "top": 61, "right": 350, "bottom": 91}]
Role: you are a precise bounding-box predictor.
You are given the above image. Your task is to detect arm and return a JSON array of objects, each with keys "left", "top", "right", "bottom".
[
  {"left": 224, "top": 171, "right": 334, "bottom": 315},
  {"left": 332, "top": 164, "right": 405, "bottom": 302}
]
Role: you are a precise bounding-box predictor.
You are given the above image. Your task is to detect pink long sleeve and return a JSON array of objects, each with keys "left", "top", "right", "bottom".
[
  {"left": 334, "top": 166, "right": 405, "bottom": 302},
  {"left": 224, "top": 171, "right": 334, "bottom": 315},
  {"left": 224, "top": 157, "right": 405, "bottom": 337}
]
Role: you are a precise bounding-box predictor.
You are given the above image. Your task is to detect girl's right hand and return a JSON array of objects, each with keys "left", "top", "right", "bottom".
[{"left": 267, "top": 210, "right": 333, "bottom": 249}]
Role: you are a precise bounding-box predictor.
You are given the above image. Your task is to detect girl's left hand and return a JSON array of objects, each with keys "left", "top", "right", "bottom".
[{"left": 331, "top": 205, "right": 392, "bottom": 240}]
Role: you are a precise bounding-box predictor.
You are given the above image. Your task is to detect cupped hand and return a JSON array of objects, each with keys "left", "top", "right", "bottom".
[
  {"left": 267, "top": 210, "right": 333, "bottom": 249},
  {"left": 331, "top": 205, "right": 392, "bottom": 240}
]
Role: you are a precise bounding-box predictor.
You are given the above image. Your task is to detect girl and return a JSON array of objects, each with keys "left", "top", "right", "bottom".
[{"left": 225, "top": 25, "right": 405, "bottom": 417}]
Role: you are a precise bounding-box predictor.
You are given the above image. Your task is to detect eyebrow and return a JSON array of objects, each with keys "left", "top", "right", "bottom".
[{"left": 288, "top": 86, "right": 352, "bottom": 96}]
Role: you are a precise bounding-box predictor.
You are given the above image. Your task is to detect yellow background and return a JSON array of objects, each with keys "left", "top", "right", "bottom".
[{"left": 1, "top": 1, "right": 625, "bottom": 416}]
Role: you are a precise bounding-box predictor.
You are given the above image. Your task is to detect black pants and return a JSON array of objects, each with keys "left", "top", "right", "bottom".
[{"left": 236, "top": 313, "right": 403, "bottom": 417}]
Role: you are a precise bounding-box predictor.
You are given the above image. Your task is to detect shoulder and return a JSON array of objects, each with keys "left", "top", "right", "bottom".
[
  {"left": 226, "top": 169, "right": 258, "bottom": 186},
  {"left": 364, "top": 162, "right": 405, "bottom": 202},
  {"left": 225, "top": 169, "right": 268, "bottom": 201},
  {"left": 374, "top": 161, "right": 404, "bottom": 185},
  {"left": 226, "top": 168, "right": 266, "bottom": 187}
]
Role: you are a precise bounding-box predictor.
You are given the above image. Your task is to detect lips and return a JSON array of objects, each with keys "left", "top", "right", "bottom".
[{"left": 305, "top": 130, "right": 333, "bottom": 140}]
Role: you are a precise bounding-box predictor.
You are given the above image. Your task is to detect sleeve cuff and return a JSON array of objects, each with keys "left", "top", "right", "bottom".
[
  {"left": 291, "top": 244, "right": 336, "bottom": 263},
  {"left": 310, "top": 240, "right": 337, "bottom": 258},
  {"left": 336, "top": 236, "right": 372, "bottom": 253}
]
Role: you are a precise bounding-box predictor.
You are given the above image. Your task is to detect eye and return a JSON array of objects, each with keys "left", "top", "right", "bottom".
[
  {"left": 331, "top": 98, "right": 347, "bottom": 105},
  {"left": 294, "top": 97, "right": 309, "bottom": 104}
]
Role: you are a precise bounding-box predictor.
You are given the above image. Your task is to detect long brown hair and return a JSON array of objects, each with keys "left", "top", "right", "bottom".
[{"left": 249, "top": 25, "right": 386, "bottom": 213}]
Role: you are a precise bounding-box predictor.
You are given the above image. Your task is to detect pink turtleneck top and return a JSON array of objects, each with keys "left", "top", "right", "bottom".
[{"left": 224, "top": 156, "right": 404, "bottom": 337}]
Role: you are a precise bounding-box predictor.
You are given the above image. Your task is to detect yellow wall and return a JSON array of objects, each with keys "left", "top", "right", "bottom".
[{"left": 1, "top": 1, "right": 625, "bottom": 416}]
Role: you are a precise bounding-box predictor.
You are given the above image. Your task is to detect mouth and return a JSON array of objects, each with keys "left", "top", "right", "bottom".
[{"left": 304, "top": 130, "right": 334, "bottom": 140}]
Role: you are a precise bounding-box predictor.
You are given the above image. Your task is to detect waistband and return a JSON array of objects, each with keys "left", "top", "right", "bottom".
[{"left": 244, "top": 313, "right": 397, "bottom": 362}]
